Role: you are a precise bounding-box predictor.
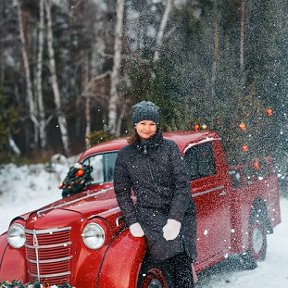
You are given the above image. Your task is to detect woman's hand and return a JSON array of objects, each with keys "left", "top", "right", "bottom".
[
  {"left": 129, "top": 222, "right": 145, "bottom": 237},
  {"left": 163, "top": 219, "right": 181, "bottom": 241}
]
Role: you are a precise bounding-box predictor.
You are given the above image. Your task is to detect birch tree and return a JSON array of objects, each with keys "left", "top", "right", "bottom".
[
  {"left": 153, "top": 0, "right": 174, "bottom": 63},
  {"left": 36, "top": 0, "right": 47, "bottom": 149},
  {"left": 108, "top": 0, "right": 124, "bottom": 136},
  {"left": 78, "top": 0, "right": 113, "bottom": 142},
  {"left": 83, "top": 53, "right": 91, "bottom": 149},
  {"left": 45, "top": 0, "right": 70, "bottom": 155},
  {"left": 116, "top": 101, "right": 127, "bottom": 136},
  {"left": 17, "top": 0, "right": 39, "bottom": 146}
]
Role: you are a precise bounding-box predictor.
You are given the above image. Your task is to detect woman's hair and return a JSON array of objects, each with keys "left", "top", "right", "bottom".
[
  {"left": 127, "top": 126, "right": 160, "bottom": 145},
  {"left": 127, "top": 127, "right": 140, "bottom": 144}
]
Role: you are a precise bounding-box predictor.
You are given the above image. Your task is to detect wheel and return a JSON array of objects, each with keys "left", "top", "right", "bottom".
[
  {"left": 249, "top": 215, "right": 267, "bottom": 261},
  {"left": 240, "top": 213, "right": 267, "bottom": 269},
  {"left": 137, "top": 259, "right": 173, "bottom": 288}
]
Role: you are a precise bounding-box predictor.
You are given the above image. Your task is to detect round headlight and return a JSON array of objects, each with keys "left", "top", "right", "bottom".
[
  {"left": 7, "top": 223, "right": 25, "bottom": 248},
  {"left": 82, "top": 223, "right": 105, "bottom": 249}
]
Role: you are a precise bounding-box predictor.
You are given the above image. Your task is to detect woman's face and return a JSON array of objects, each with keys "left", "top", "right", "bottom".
[{"left": 135, "top": 120, "right": 157, "bottom": 140}]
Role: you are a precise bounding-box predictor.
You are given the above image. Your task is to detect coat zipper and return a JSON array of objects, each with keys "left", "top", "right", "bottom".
[{"left": 147, "top": 157, "right": 162, "bottom": 194}]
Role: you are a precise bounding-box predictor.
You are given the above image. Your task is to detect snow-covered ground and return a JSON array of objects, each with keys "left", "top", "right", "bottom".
[{"left": 0, "top": 162, "right": 287, "bottom": 287}]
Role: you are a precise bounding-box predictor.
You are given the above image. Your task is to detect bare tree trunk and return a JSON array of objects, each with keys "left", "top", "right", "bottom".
[
  {"left": 37, "top": 0, "right": 47, "bottom": 150},
  {"left": 116, "top": 102, "right": 127, "bottom": 136},
  {"left": 240, "top": 0, "right": 246, "bottom": 95},
  {"left": 45, "top": 0, "right": 70, "bottom": 155},
  {"left": 108, "top": 0, "right": 124, "bottom": 136},
  {"left": 85, "top": 92, "right": 91, "bottom": 148},
  {"left": 17, "top": 0, "right": 39, "bottom": 147},
  {"left": 8, "top": 131, "right": 21, "bottom": 155},
  {"left": 153, "top": 0, "right": 174, "bottom": 62},
  {"left": 83, "top": 54, "right": 91, "bottom": 149},
  {"left": 211, "top": 0, "right": 219, "bottom": 99}
]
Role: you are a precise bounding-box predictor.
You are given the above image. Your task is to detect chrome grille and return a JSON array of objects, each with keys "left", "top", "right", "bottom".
[{"left": 25, "top": 227, "right": 72, "bottom": 285}]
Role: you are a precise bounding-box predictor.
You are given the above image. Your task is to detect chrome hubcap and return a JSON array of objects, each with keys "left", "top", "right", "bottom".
[
  {"left": 148, "top": 279, "right": 162, "bottom": 288},
  {"left": 252, "top": 227, "right": 263, "bottom": 254}
]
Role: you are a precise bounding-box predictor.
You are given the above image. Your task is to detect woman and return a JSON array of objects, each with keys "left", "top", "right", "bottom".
[{"left": 114, "top": 101, "right": 197, "bottom": 287}]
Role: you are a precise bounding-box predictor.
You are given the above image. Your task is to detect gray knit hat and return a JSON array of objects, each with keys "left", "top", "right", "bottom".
[{"left": 132, "top": 101, "right": 160, "bottom": 126}]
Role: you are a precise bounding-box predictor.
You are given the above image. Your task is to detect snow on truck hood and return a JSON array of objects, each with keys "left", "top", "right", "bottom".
[
  {"left": 37, "top": 187, "right": 118, "bottom": 216},
  {"left": 11, "top": 187, "right": 120, "bottom": 228}
]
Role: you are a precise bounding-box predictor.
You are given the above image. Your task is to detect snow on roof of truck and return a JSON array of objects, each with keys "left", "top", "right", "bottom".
[
  {"left": 79, "top": 130, "right": 220, "bottom": 160},
  {"left": 163, "top": 130, "right": 220, "bottom": 152}
]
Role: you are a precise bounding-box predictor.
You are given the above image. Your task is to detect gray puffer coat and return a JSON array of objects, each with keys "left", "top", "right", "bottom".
[{"left": 113, "top": 130, "right": 197, "bottom": 261}]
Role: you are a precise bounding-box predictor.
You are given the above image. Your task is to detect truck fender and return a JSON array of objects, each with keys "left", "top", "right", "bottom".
[
  {"left": 97, "top": 228, "right": 147, "bottom": 288},
  {"left": 0, "top": 232, "right": 28, "bottom": 283},
  {"left": 0, "top": 232, "right": 8, "bottom": 265}
]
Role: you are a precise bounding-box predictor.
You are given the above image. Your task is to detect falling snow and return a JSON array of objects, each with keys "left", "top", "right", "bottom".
[{"left": 0, "top": 162, "right": 288, "bottom": 287}]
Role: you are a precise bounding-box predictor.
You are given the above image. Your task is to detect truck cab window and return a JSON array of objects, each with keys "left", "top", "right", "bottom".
[
  {"left": 82, "top": 152, "right": 118, "bottom": 184},
  {"left": 184, "top": 142, "right": 216, "bottom": 180}
]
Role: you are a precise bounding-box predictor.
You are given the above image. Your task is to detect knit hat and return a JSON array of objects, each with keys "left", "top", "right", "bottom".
[{"left": 132, "top": 101, "right": 160, "bottom": 126}]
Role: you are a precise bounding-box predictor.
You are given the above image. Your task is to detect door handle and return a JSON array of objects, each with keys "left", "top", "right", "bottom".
[{"left": 219, "top": 191, "right": 226, "bottom": 196}]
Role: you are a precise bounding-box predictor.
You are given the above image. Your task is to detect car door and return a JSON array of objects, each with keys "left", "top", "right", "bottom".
[{"left": 184, "top": 141, "right": 231, "bottom": 264}]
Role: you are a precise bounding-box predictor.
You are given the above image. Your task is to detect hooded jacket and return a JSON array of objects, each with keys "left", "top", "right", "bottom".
[{"left": 114, "top": 130, "right": 197, "bottom": 261}]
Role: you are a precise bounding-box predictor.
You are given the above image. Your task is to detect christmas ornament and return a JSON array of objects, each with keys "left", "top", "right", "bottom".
[
  {"left": 265, "top": 108, "right": 273, "bottom": 117},
  {"left": 241, "top": 144, "right": 249, "bottom": 152},
  {"left": 76, "top": 169, "right": 84, "bottom": 177},
  {"left": 239, "top": 122, "right": 246, "bottom": 131},
  {"left": 201, "top": 124, "right": 207, "bottom": 130},
  {"left": 194, "top": 123, "right": 200, "bottom": 131},
  {"left": 252, "top": 159, "right": 260, "bottom": 170},
  {"left": 59, "top": 163, "right": 93, "bottom": 198}
]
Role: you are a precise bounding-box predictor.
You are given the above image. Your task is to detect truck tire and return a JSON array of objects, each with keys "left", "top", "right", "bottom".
[
  {"left": 241, "top": 213, "right": 267, "bottom": 269},
  {"left": 137, "top": 258, "right": 173, "bottom": 288}
]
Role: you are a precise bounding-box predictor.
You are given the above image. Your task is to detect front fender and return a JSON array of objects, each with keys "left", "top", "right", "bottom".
[
  {"left": 97, "top": 229, "right": 147, "bottom": 288},
  {"left": 0, "top": 232, "right": 7, "bottom": 264},
  {"left": 0, "top": 232, "right": 28, "bottom": 283}
]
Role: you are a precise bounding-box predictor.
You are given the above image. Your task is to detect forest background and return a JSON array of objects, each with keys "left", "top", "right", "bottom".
[{"left": 0, "top": 0, "right": 287, "bottom": 178}]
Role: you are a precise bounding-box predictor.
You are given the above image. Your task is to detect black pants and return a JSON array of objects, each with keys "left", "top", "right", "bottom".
[{"left": 165, "top": 252, "right": 194, "bottom": 288}]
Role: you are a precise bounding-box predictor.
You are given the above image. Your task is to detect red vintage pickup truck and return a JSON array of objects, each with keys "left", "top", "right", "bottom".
[{"left": 0, "top": 130, "right": 281, "bottom": 287}]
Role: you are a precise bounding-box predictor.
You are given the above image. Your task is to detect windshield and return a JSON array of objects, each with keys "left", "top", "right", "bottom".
[{"left": 81, "top": 152, "right": 118, "bottom": 184}]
